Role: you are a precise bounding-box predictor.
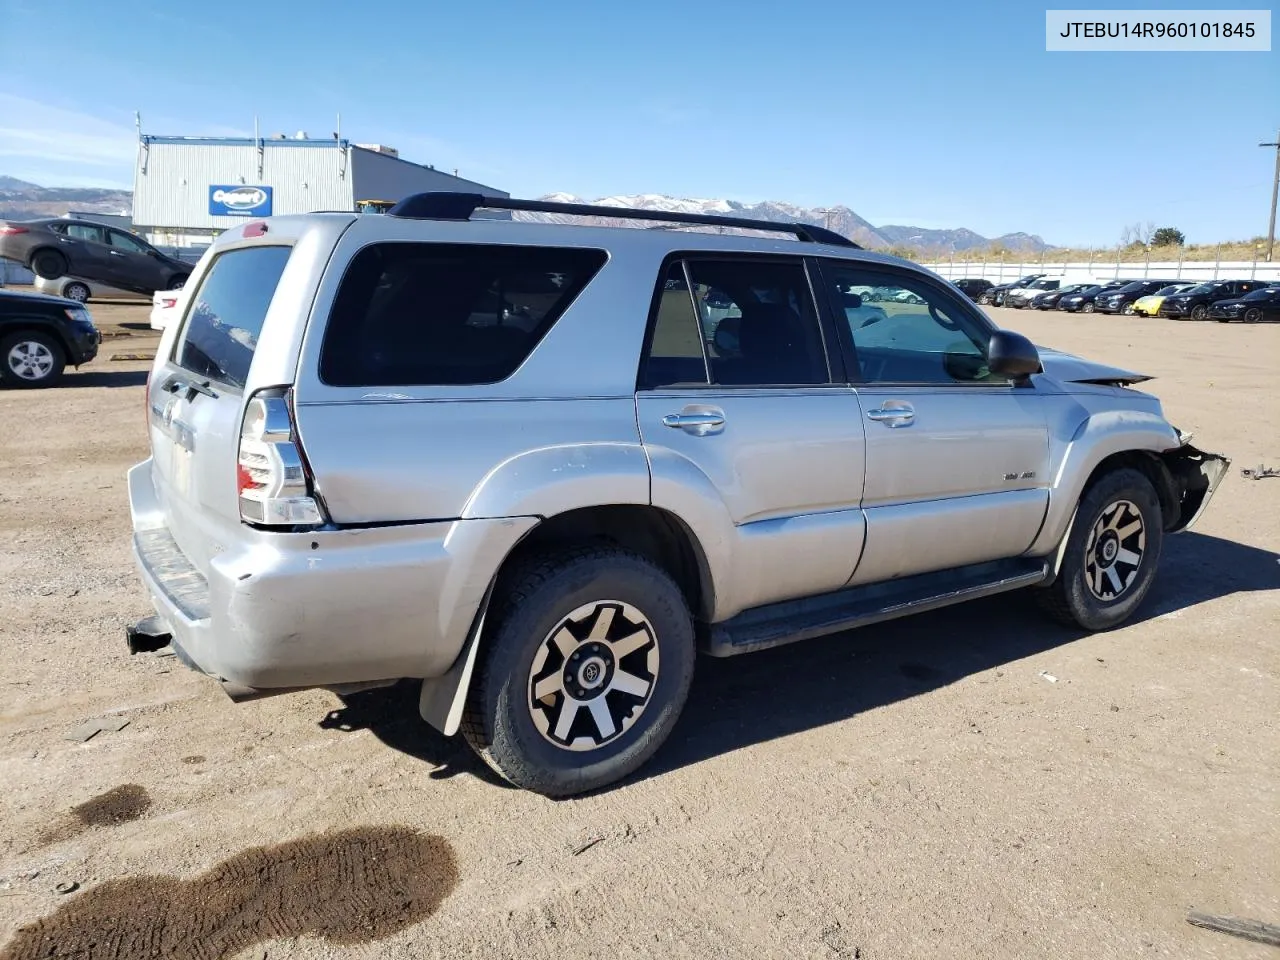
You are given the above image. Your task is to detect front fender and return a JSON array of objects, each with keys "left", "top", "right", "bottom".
[{"left": 1027, "top": 406, "right": 1180, "bottom": 556}]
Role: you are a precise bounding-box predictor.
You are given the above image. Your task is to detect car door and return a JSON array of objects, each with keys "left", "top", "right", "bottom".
[
  {"left": 817, "top": 259, "right": 1050, "bottom": 586},
  {"left": 635, "top": 255, "right": 866, "bottom": 618},
  {"left": 51, "top": 222, "right": 112, "bottom": 280},
  {"left": 106, "top": 228, "right": 166, "bottom": 293}
]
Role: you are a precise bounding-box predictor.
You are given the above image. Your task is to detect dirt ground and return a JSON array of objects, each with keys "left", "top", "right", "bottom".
[{"left": 1, "top": 301, "right": 1277, "bottom": 960}]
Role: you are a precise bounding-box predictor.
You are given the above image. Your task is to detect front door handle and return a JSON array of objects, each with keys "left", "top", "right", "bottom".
[
  {"left": 662, "top": 413, "right": 725, "bottom": 429},
  {"left": 866, "top": 402, "right": 915, "bottom": 427},
  {"left": 109, "top": 250, "right": 126, "bottom": 258}
]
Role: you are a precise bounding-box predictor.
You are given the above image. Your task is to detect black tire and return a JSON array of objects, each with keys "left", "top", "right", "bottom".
[
  {"left": 1244, "top": 307, "right": 1263, "bottom": 324},
  {"left": 1121, "top": 302, "right": 1135, "bottom": 315},
  {"left": 1190, "top": 304, "right": 1208, "bottom": 321},
  {"left": 0, "top": 330, "right": 66, "bottom": 388},
  {"left": 977, "top": 294, "right": 992, "bottom": 305},
  {"left": 462, "top": 545, "right": 695, "bottom": 797},
  {"left": 30, "top": 249, "right": 68, "bottom": 280},
  {"left": 167, "top": 275, "right": 189, "bottom": 291},
  {"left": 1082, "top": 301, "right": 1095, "bottom": 313},
  {"left": 63, "top": 281, "right": 90, "bottom": 303},
  {"left": 1035, "top": 468, "right": 1163, "bottom": 631}
]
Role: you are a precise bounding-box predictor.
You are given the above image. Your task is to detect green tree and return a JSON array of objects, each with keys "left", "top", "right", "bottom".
[{"left": 1152, "top": 227, "right": 1185, "bottom": 247}]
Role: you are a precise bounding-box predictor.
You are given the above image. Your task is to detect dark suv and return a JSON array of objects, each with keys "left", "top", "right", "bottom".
[
  {"left": 0, "top": 288, "right": 100, "bottom": 387},
  {"left": 952, "top": 278, "right": 994, "bottom": 301},
  {"left": 0, "top": 218, "right": 192, "bottom": 295},
  {"left": 1160, "top": 280, "right": 1272, "bottom": 321}
]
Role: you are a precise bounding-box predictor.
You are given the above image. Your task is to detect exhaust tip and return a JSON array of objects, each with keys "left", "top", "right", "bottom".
[{"left": 126, "top": 615, "right": 172, "bottom": 655}]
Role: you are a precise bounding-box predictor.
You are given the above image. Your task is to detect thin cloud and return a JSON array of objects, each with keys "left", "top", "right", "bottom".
[{"left": 0, "top": 94, "right": 137, "bottom": 172}]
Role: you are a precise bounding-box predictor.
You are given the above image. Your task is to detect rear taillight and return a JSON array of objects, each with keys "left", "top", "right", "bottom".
[
  {"left": 237, "top": 388, "right": 323, "bottom": 527},
  {"left": 0, "top": 225, "right": 29, "bottom": 235},
  {"left": 162, "top": 297, "right": 177, "bottom": 309}
]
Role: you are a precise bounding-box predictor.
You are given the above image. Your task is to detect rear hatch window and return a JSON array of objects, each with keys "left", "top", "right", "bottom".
[
  {"left": 173, "top": 245, "right": 293, "bottom": 389},
  {"left": 319, "top": 242, "right": 607, "bottom": 386}
]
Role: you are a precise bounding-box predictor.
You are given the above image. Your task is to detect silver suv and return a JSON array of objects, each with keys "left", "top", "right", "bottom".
[{"left": 128, "top": 193, "right": 1229, "bottom": 796}]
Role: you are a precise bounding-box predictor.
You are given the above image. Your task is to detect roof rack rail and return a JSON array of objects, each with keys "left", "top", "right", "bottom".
[{"left": 386, "top": 191, "right": 860, "bottom": 248}]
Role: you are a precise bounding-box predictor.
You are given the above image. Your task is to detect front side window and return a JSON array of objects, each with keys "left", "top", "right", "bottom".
[
  {"left": 108, "top": 230, "right": 148, "bottom": 254},
  {"left": 320, "top": 243, "right": 607, "bottom": 386},
  {"left": 823, "top": 262, "right": 999, "bottom": 384},
  {"left": 174, "top": 245, "right": 292, "bottom": 389}
]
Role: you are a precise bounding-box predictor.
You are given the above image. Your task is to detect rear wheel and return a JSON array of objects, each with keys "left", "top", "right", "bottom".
[
  {"left": 63, "top": 281, "right": 90, "bottom": 303},
  {"left": 1, "top": 331, "right": 65, "bottom": 388},
  {"left": 462, "top": 545, "right": 695, "bottom": 797},
  {"left": 1190, "top": 304, "right": 1208, "bottom": 321},
  {"left": 1036, "top": 468, "right": 1163, "bottom": 631},
  {"left": 167, "top": 275, "right": 189, "bottom": 291},
  {"left": 30, "top": 249, "right": 68, "bottom": 280}
]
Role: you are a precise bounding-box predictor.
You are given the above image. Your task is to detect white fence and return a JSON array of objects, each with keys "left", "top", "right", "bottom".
[{"left": 921, "top": 258, "right": 1280, "bottom": 286}]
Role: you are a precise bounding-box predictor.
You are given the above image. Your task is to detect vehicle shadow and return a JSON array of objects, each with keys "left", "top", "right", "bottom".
[
  {"left": 60, "top": 369, "right": 149, "bottom": 388},
  {"left": 320, "top": 531, "right": 1277, "bottom": 794},
  {"left": 318, "top": 681, "right": 515, "bottom": 789}
]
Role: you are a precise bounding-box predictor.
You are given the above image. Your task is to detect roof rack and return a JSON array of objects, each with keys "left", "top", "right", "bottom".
[{"left": 386, "top": 191, "right": 860, "bottom": 248}]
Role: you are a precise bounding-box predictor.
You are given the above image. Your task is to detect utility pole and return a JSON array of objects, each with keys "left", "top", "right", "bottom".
[{"left": 1263, "top": 129, "right": 1280, "bottom": 261}]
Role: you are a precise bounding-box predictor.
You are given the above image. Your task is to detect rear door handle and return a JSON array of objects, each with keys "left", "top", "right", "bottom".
[{"left": 866, "top": 403, "right": 915, "bottom": 427}]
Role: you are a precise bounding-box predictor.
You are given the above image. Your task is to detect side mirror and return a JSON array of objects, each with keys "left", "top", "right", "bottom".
[
  {"left": 841, "top": 293, "right": 863, "bottom": 309},
  {"left": 988, "top": 330, "right": 1041, "bottom": 383}
]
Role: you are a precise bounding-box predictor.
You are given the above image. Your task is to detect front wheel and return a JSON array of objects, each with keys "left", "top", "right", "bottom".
[
  {"left": 1082, "top": 302, "right": 1096, "bottom": 313},
  {"left": 1036, "top": 468, "right": 1163, "bottom": 631},
  {"left": 1122, "top": 302, "right": 1135, "bottom": 315},
  {"left": 63, "top": 281, "right": 91, "bottom": 303},
  {"left": 167, "top": 275, "right": 189, "bottom": 291},
  {"left": 1190, "top": 304, "right": 1208, "bottom": 321},
  {"left": 462, "top": 546, "right": 695, "bottom": 797},
  {"left": 1, "top": 331, "right": 66, "bottom": 388},
  {"left": 1244, "top": 307, "right": 1263, "bottom": 324}
]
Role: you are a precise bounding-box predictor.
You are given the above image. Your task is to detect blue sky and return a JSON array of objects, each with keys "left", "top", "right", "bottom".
[{"left": 0, "top": 0, "right": 1276, "bottom": 245}]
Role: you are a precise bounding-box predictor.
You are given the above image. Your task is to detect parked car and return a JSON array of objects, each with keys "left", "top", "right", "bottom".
[
  {"left": 978, "top": 274, "right": 1048, "bottom": 306},
  {"left": 125, "top": 192, "right": 1229, "bottom": 797},
  {"left": 1209, "top": 286, "right": 1280, "bottom": 323},
  {"left": 1031, "top": 283, "right": 1093, "bottom": 310},
  {"left": 0, "top": 288, "right": 100, "bottom": 388},
  {"left": 34, "top": 274, "right": 148, "bottom": 303},
  {"left": 150, "top": 290, "right": 184, "bottom": 330},
  {"left": 1131, "top": 283, "right": 1196, "bottom": 317},
  {"left": 1094, "top": 279, "right": 1186, "bottom": 316},
  {"left": 0, "top": 218, "right": 191, "bottom": 295},
  {"left": 1004, "top": 277, "right": 1065, "bottom": 309},
  {"left": 1058, "top": 281, "right": 1134, "bottom": 313},
  {"left": 952, "top": 278, "right": 994, "bottom": 302},
  {"left": 1159, "top": 280, "right": 1272, "bottom": 320}
]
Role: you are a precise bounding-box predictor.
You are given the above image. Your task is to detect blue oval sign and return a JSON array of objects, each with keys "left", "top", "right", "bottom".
[{"left": 209, "top": 185, "right": 273, "bottom": 217}]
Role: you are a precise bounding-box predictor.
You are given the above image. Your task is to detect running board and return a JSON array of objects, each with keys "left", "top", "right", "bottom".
[{"left": 704, "top": 557, "right": 1050, "bottom": 657}]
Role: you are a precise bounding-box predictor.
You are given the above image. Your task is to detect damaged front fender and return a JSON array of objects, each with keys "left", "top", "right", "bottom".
[{"left": 1160, "top": 438, "right": 1231, "bottom": 533}]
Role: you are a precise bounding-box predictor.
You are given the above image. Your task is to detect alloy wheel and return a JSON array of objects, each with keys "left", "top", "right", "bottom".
[
  {"left": 6, "top": 340, "right": 55, "bottom": 381},
  {"left": 528, "top": 600, "right": 659, "bottom": 752},
  {"left": 1084, "top": 500, "right": 1146, "bottom": 601}
]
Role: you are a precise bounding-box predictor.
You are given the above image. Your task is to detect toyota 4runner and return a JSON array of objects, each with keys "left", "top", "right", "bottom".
[{"left": 128, "top": 193, "right": 1229, "bottom": 796}]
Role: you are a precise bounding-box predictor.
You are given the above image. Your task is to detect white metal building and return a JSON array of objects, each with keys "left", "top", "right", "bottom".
[{"left": 132, "top": 134, "right": 508, "bottom": 248}]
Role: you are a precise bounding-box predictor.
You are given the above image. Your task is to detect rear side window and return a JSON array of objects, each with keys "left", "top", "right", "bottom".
[
  {"left": 173, "top": 245, "right": 292, "bottom": 389},
  {"left": 319, "top": 243, "right": 607, "bottom": 386}
]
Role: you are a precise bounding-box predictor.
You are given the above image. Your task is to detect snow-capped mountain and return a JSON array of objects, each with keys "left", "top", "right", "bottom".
[{"left": 517, "top": 193, "right": 1048, "bottom": 253}]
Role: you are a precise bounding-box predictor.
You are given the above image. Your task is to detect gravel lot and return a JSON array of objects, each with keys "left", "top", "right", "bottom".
[{"left": 1, "top": 302, "right": 1277, "bottom": 959}]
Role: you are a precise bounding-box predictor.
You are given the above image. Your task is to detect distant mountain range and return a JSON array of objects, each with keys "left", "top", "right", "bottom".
[
  {"left": 0, "top": 176, "right": 132, "bottom": 221},
  {"left": 0, "top": 176, "right": 1050, "bottom": 253},
  {"left": 520, "top": 193, "right": 1050, "bottom": 253}
]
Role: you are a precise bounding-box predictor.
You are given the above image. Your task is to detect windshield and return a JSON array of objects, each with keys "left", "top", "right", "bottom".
[{"left": 1153, "top": 285, "right": 1182, "bottom": 295}]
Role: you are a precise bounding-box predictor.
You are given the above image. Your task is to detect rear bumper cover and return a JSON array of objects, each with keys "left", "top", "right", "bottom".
[{"left": 127, "top": 459, "right": 536, "bottom": 692}]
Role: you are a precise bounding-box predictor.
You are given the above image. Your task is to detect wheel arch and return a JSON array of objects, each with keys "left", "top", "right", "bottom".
[
  {"left": 0, "top": 319, "right": 73, "bottom": 360},
  {"left": 419, "top": 502, "right": 716, "bottom": 736}
]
